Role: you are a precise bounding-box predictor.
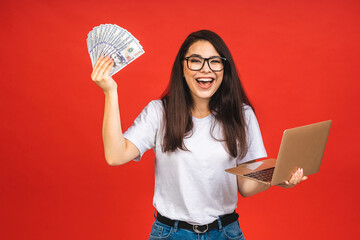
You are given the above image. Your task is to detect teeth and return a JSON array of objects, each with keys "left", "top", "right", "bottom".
[{"left": 196, "top": 78, "right": 213, "bottom": 82}]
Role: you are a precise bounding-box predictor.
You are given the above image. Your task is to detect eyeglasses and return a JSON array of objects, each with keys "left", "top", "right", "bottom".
[{"left": 184, "top": 56, "right": 226, "bottom": 72}]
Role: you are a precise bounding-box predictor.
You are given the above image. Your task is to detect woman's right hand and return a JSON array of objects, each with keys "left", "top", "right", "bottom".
[{"left": 91, "top": 55, "right": 117, "bottom": 93}]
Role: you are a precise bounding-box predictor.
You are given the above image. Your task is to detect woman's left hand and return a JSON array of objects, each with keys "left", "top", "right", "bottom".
[{"left": 279, "top": 168, "right": 308, "bottom": 188}]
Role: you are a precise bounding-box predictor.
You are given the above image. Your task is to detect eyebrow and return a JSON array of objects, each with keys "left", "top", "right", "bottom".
[{"left": 187, "top": 54, "right": 221, "bottom": 58}]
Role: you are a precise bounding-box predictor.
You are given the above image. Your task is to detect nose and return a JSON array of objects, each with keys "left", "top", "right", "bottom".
[{"left": 200, "top": 59, "right": 212, "bottom": 73}]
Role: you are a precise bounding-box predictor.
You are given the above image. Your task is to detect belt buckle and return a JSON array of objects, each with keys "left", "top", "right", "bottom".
[{"left": 193, "top": 224, "right": 209, "bottom": 234}]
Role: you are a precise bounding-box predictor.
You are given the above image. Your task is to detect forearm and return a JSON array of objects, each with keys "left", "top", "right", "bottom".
[
  {"left": 237, "top": 176, "right": 271, "bottom": 198},
  {"left": 102, "top": 89, "right": 126, "bottom": 165}
]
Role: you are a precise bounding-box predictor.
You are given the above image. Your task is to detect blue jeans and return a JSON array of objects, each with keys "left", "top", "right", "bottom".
[{"left": 148, "top": 218, "right": 245, "bottom": 240}]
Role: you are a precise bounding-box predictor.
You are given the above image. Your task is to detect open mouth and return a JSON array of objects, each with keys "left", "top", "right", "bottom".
[{"left": 196, "top": 78, "right": 215, "bottom": 88}]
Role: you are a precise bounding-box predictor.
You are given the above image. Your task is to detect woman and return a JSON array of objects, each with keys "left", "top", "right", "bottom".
[{"left": 91, "top": 30, "right": 306, "bottom": 240}]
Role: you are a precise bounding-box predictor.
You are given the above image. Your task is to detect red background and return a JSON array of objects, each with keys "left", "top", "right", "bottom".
[{"left": 1, "top": 0, "right": 359, "bottom": 239}]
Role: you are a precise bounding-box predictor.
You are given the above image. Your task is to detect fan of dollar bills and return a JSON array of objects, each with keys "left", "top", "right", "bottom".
[{"left": 86, "top": 24, "right": 145, "bottom": 76}]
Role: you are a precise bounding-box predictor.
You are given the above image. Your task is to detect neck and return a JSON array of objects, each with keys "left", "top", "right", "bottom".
[{"left": 192, "top": 99, "right": 211, "bottom": 119}]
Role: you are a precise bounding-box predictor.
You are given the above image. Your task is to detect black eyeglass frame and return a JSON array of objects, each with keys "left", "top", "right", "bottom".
[{"left": 184, "top": 56, "right": 227, "bottom": 72}]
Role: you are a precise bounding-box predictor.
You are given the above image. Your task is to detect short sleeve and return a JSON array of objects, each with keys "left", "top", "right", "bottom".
[
  {"left": 123, "top": 100, "right": 163, "bottom": 161},
  {"left": 237, "top": 106, "right": 267, "bottom": 164}
]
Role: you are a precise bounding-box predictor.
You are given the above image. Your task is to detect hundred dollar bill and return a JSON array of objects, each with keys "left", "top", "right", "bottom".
[
  {"left": 87, "top": 32, "right": 94, "bottom": 65},
  {"left": 87, "top": 30, "right": 96, "bottom": 66},
  {"left": 86, "top": 24, "right": 144, "bottom": 75},
  {"left": 109, "top": 39, "right": 145, "bottom": 76},
  {"left": 103, "top": 26, "right": 126, "bottom": 56}
]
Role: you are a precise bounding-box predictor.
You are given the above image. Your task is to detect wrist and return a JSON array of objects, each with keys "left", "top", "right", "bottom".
[{"left": 104, "top": 88, "right": 118, "bottom": 97}]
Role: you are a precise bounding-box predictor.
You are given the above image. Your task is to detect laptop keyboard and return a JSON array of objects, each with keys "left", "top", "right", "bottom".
[{"left": 244, "top": 167, "right": 275, "bottom": 182}]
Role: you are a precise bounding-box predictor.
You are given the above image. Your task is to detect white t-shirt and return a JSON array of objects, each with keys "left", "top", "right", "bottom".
[{"left": 124, "top": 100, "right": 267, "bottom": 225}]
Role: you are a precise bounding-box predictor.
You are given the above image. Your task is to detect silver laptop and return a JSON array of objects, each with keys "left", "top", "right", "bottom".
[{"left": 225, "top": 120, "right": 332, "bottom": 185}]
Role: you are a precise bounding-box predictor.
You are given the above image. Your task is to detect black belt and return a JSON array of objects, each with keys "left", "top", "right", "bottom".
[{"left": 156, "top": 212, "right": 239, "bottom": 234}]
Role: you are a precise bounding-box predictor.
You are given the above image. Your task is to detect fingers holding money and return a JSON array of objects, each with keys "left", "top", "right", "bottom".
[
  {"left": 92, "top": 55, "right": 112, "bottom": 78},
  {"left": 97, "top": 55, "right": 113, "bottom": 77},
  {"left": 91, "top": 55, "right": 117, "bottom": 92}
]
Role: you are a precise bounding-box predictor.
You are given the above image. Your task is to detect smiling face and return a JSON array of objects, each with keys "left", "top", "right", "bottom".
[{"left": 183, "top": 40, "right": 224, "bottom": 107}]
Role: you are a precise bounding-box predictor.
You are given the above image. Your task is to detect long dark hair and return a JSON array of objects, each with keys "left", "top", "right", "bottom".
[{"left": 161, "top": 30, "right": 252, "bottom": 158}]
